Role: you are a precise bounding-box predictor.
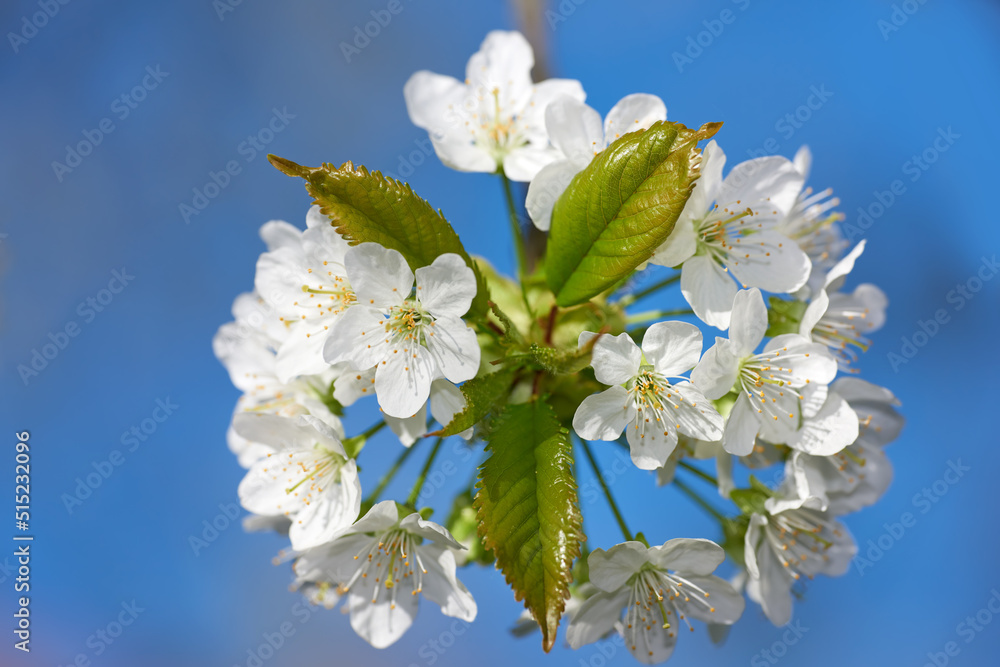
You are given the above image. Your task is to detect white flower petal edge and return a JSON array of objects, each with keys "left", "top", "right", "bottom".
[
  {"left": 292, "top": 501, "right": 476, "bottom": 649},
  {"left": 404, "top": 30, "right": 585, "bottom": 181},
  {"left": 325, "top": 245, "right": 481, "bottom": 418},
  {"left": 692, "top": 289, "right": 838, "bottom": 456},
  {"left": 651, "top": 143, "right": 811, "bottom": 329},
  {"left": 568, "top": 539, "right": 743, "bottom": 664},
  {"left": 745, "top": 492, "right": 856, "bottom": 626},
  {"left": 236, "top": 414, "right": 360, "bottom": 551},
  {"left": 786, "top": 378, "right": 903, "bottom": 514},
  {"left": 573, "top": 323, "right": 724, "bottom": 470}
]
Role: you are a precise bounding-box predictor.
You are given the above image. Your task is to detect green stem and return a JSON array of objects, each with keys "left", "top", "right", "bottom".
[
  {"left": 343, "top": 420, "right": 387, "bottom": 458},
  {"left": 677, "top": 460, "right": 719, "bottom": 487},
  {"left": 579, "top": 439, "right": 634, "bottom": 542},
  {"left": 362, "top": 441, "right": 419, "bottom": 508},
  {"left": 621, "top": 273, "right": 681, "bottom": 306},
  {"left": 625, "top": 308, "right": 695, "bottom": 326},
  {"left": 406, "top": 436, "right": 445, "bottom": 507},
  {"left": 500, "top": 171, "right": 528, "bottom": 280},
  {"left": 673, "top": 477, "right": 727, "bottom": 523}
]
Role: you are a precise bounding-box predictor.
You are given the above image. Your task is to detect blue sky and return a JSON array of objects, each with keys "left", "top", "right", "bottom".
[{"left": 1, "top": 0, "right": 999, "bottom": 665}]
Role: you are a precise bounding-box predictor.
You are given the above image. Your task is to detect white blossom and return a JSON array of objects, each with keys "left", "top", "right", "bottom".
[{"left": 404, "top": 31, "right": 585, "bottom": 181}]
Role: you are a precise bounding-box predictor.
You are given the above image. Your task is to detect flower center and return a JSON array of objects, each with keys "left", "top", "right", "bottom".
[
  {"left": 737, "top": 349, "right": 806, "bottom": 424},
  {"left": 694, "top": 201, "right": 784, "bottom": 274},
  {"left": 625, "top": 567, "right": 718, "bottom": 656},
  {"left": 279, "top": 270, "right": 354, "bottom": 331},
  {"left": 765, "top": 507, "right": 844, "bottom": 578},
  {"left": 626, "top": 368, "right": 688, "bottom": 440},
  {"left": 471, "top": 87, "right": 526, "bottom": 162},
  {"left": 260, "top": 446, "right": 346, "bottom": 514},
  {"left": 812, "top": 303, "right": 872, "bottom": 369},
  {"left": 384, "top": 301, "right": 429, "bottom": 347},
  {"left": 782, "top": 186, "right": 845, "bottom": 268},
  {"left": 343, "top": 529, "right": 428, "bottom": 608}
]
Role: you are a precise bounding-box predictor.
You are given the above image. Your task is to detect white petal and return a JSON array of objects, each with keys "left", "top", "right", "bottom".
[
  {"left": 647, "top": 537, "right": 724, "bottom": 575},
  {"left": 518, "top": 78, "right": 587, "bottom": 143},
  {"left": 348, "top": 585, "right": 419, "bottom": 649},
  {"left": 288, "top": 461, "right": 362, "bottom": 550},
  {"left": 425, "top": 315, "right": 481, "bottom": 383},
  {"left": 419, "top": 544, "right": 477, "bottom": 621},
  {"left": 415, "top": 253, "right": 476, "bottom": 318},
  {"left": 428, "top": 134, "right": 498, "bottom": 173},
  {"left": 673, "top": 382, "right": 725, "bottom": 442},
  {"left": 786, "top": 392, "right": 859, "bottom": 455},
  {"left": 727, "top": 231, "right": 811, "bottom": 295},
  {"left": 688, "top": 140, "right": 726, "bottom": 215},
  {"left": 588, "top": 542, "right": 649, "bottom": 591},
  {"left": 764, "top": 335, "right": 838, "bottom": 385},
  {"left": 350, "top": 500, "right": 399, "bottom": 535},
  {"left": 650, "top": 215, "right": 697, "bottom": 268},
  {"left": 625, "top": 414, "right": 678, "bottom": 470},
  {"left": 681, "top": 254, "right": 738, "bottom": 330},
  {"left": 375, "top": 343, "right": 435, "bottom": 419},
  {"left": 756, "top": 540, "right": 794, "bottom": 626},
  {"left": 544, "top": 96, "right": 603, "bottom": 163},
  {"left": 503, "top": 145, "right": 561, "bottom": 182},
  {"left": 429, "top": 379, "right": 467, "bottom": 433},
  {"left": 259, "top": 219, "right": 301, "bottom": 251},
  {"left": 294, "top": 532, "right": 373, "bottom": 583},
  {"left": 274, "top": 319, "right": 334, "bottom": 382},
  {"left": 333, "top": 367, "right": 377, "bottom": 406},
  {"left": 566, "top": 589, "right": 630, "bottom": 649},
  {"left": 718, "top": 155, "right": 804, "bottom": 218},
  {"left": 624, "top": 600, "right": 676, "bottom": 664},
  {"left": 641, "top": 321, "right": 702, "bottom": 376},
  {"left": 793, "top": 145, "right": 812, "bottom": 177},
  {"left": 722, "top": 392, "right": 760, "bottom": 456},
  {"left": 603, "top": 93, "right": 667, "bottom": 145},
  {"left": 573, "top": 386, "right": 633, "bottom": 442},
  {"left": 690, "top": 337, "right": 740, "bottom": 400},
  {"left": 680, "top": 575, "right": 745, "bottom": 625},
  {"left": 239, "top": 458, "right": 303, "bottom": 516},
  {"left": 398, "top": 513, "right": 464, "bottom": 549},
  {"left": 403, "top": 70, "right": 467, "bottom": 132},
  {"left": 824, "top": 239, "right": 866, "bottom": 291},
  {"left": 386, "top": 409, "right": 428, "bottom": 447},
  {"left": 323, "top": 305, "right": 389, "bottom": 369},
  {"left": 591, "top": 332, "right": 642, "bottom": 386},
  {"left": 345, "top": 243, "right": 413, "bottom": 308},
  {"left": 743, "top": 514, "right": 765, "bottom": 579},
  {"left": 525, "top": 159, "right": 581, "bottom": 231},
  {"left": 800, "top": 290, "right": 829, "bottom": 337},
  {"left": 729, "top": 288, "right": 768, "bottom": 355},
  {"left": 465, "top": 31, "right": 534, "bottom": 103}
]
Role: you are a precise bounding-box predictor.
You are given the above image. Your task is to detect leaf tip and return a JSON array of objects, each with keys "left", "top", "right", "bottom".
[{"left": 268, "top": 154, "right": 310, "bottom": 178}]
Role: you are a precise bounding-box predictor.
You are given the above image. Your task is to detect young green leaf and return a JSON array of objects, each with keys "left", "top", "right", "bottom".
[
  {"left": 546, "top": 121, "right": 722, "bottom": 306},
  {"left": 435, "top": 366, "right": 518, "bottom": 437},
  {"left": 268, "top": 155, "right": 489, "bottom": 316},
  {"left": 475, "top": 399, "right": 583, "bottom": 652}
]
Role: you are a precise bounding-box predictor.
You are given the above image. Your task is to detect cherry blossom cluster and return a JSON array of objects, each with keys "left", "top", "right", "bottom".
[{"left": 214, "top": 30, "right": 902, "bottom": 663}]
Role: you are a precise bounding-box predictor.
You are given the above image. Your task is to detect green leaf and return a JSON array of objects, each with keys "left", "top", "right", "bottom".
[
  {"left": 436, "top": 366, "right": 518, "bottom": 437},
  {"left": 268, "top": 155, "right": 489, "bottom": 316},
  {"left": 489, "top": 300, "right": 526, "bottom": 349},
  {"left": 766, "top": 296, "right": 808, "bottom": 337},
  {"left": 475, "top": 399, "right": 583, "bottom": 652},
  {"left": 748, "top": 474, "right": 776, "bottom": 496},
  {"left": 730, "top": 488, "right": 769, "bottom": 516},
  {"left": 546, "top": 120, "right": 722, "bottom": 306}
]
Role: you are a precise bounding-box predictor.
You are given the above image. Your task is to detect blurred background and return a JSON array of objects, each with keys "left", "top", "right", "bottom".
[{"left": 1, "top": 0, "right": 999, "bottom": 665}]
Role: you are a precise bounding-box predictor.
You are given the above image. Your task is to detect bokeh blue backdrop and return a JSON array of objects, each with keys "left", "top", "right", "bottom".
[{"left": 2, "top": 1, "right": 999, "bottom": 665}]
